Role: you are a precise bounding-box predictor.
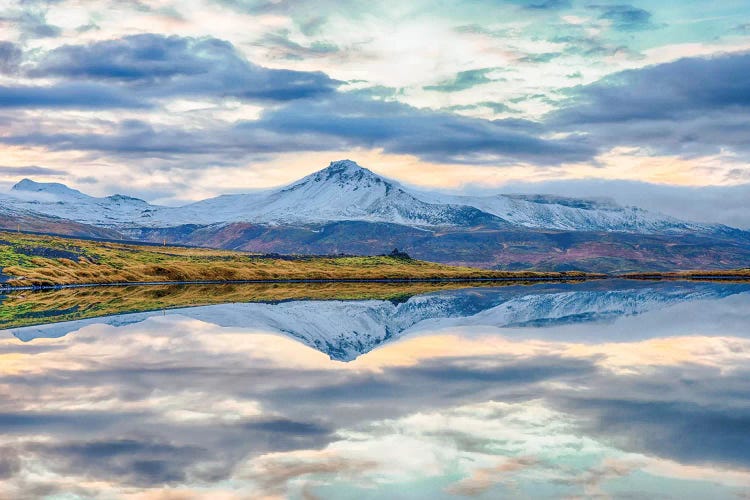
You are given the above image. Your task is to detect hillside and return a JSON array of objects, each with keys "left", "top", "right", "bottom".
[
  {"left": 0, "top": 231, "right": 587, "bottom": 288},
  {"left": 1, "top": 160, "right": 749, "bottom": 273}
]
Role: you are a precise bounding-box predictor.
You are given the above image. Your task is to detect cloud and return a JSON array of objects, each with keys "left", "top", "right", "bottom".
[
  {"left": 299, "top": 16, "right": 327, "bottom": 36},
  {"left": 243, "top": 451, "right": 377, "bottom": 498},
  {"left": 29, "top": 34, "right": 341, "bottom": 102},
  {"left": 0, "top": 41, "right": 21, "bottom": 74},
  {"left": 0, "top": 448, "right": 20, "bottom": 480},
  {"left": 0, "top": 165, "right": 67, "bottom": 176},
  {"left": 400, "top": 355, "right": 595, "bottom": 384},
  {"left": 28, "top": 438, "right": 209, "bottom": 486},
  {"left": 240, "top": 93, "right": 595, "bottom": 165},
  {"left": 13, "top": 9, "right": 62, "bottom": 38},
  {"left": 552, "top": 33, "right": 636, "bottom": 58},
  {"left": 445, "top": 457, "right": 539, "bottom": 496},
  {"left": 551, "top": 51, "right": 750, "bottom": 157},
  {"left": 568, "top": 396, "right": 750, "bottom": 467},
  {"left": 256, "top": 30, "right": 339, "bottom": 60},
  {"left": 0, "top": 82, "right": 149, "bottom": 109},
  {"left": 0, "top": 411, "right": 130, "bottom": 432},
  {"left": 590, "top": 4, "right": 657, "bottom": 31},
  {"left": 0, "top": 92, "right": 595, "bottom": 165},
  {"left": 519, "top": 52, "right": 561, "bottom": 63},
  {"left": 213, "top": 0, "right": 372, "bottom": 17},
  {"left": 512, "top": 0, "right": 571, "bottom": 10},
  {"left": 424, "top": 68, "right": 499, "bottom": 92},
  {"left": 444, "top": 102, "right": 517, "bottom": 114}
]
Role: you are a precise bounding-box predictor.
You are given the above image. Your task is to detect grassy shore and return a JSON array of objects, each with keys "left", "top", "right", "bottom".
[{"left": 0, "top": 231, "right": 590, "bottom": 288}]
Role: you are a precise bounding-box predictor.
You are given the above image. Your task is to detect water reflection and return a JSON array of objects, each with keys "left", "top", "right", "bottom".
[{"left": 0, "top": 281, "right": 749, "bottom": 498}]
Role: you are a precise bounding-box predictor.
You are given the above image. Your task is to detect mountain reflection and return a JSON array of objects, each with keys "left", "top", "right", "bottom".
[
  {"left": 0, "top": 281, "right": 749, "bottom": 498},
  {"left": 5, "top": 280, "right": 749, "bottom": 361}
]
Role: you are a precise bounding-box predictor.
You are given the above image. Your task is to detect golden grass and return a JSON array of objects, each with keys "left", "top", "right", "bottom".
[{"left": 0, "top": 231, "right": 589, "bottom": 287}]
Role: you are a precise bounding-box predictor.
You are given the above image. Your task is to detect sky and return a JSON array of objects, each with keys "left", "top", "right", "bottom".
[{"left": 0, "top": 0, "right": 749, "bottom": 225}]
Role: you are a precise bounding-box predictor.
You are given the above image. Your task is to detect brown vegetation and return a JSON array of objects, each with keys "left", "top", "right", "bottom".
[{"left": 0, "top": 231, "right": 590, "bottom": 287}]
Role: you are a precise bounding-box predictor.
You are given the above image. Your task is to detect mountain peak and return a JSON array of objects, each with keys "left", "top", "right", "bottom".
[
  {"left": 326, "top": 159, "right": 364, "bottom": 172},
  {"left": 283, "top": 160, "right": 389, "bottom": 193},
  {"left": 11, "top": 178, "right": 86, "bottom": 198},
  {"left": 319, "top": 159, "right": 380, "bottom": 178}
]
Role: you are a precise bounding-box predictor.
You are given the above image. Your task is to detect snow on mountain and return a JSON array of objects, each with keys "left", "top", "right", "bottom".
[
  {"left": 11, "top": 179, "right": 89, "bottom": 199},
  {"left": 161, "top": 160, "right": 504, "bottom": 227},
  {"left": 0, "top": 161, "right": 739, "bottom": 235},
  {"left": 9, "top": 282, "right": 746, "bottom": 361},
  {"left": 2, "top": 178, "right": 159, "bottom": 229},
  {"left": 418, "top": 191, "right": 723, "bottom": 234}
]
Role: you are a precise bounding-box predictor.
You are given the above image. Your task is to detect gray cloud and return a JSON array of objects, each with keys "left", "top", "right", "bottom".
[
  {"left": 239, "top": 93, "right": 594, "bottom": 165},
  {"left": 14, "top": 9, "right": 61, "bottom": 38},
  {"left": 551, "top": 51, "right": 750, "bottom": 158},
  {"left": 28, "top": 34, "right": 342, "bottom": 102},
  {"left": 0, "top": 165, "right": 67, "bottom": 176},
  {"left": 564, "top": 394, "right": 750, "bottom": 467},
  {"left": 0, "top": 92, "right": 596, "bottom": 165},
  {"left": 0, "top": 82, "right": 149, "bottom": 109},
  {"left": 0, "top": 41, "right": 22, "bottom": 74},
  {"left": 0, "top": 448, "right": 20, "bottom": 480},
  {"left": 28, "top": 438, "right": 209, "bottom": 486}
]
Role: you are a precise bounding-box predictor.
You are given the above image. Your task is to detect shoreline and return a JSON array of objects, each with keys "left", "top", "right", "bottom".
[
  {"left": 2, "top": 273, "right": 750, "bottom": 293},
  {"left": 621, "top": 274, "right": 750, "bottom": 281},
  {"left": 0, "top": 275, "right": 595, "bottom": 292}
]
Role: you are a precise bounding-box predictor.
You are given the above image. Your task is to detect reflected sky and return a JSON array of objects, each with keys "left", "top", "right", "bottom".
[{"left": 1, "top": 281, "right": 750, "bottom": 499}]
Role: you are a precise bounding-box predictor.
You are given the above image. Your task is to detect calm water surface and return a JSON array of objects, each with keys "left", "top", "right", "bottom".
[{"left": 1, "top": 280, "right": 749, "bottom": 499}]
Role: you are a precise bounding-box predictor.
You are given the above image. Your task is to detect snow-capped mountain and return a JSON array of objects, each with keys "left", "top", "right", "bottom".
[
  {"left": 0, "top": 160, "right": 736, "bottom": 234},
  {"left": 3, "top": 179, "right": 158, "bottom": 229},
  {"left": 8, "top": 281, "right": 749, "bottom": 361},
  {"left": 420, "top": 192, "right": 724, "bottom": 234},
  {"left": 163, "top": 160, "right": 503, "bottom": 227}
]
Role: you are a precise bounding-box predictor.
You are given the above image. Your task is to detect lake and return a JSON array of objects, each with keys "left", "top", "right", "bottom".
[{"left": 1, "top": 279, "right": 749, "bottom": 499}]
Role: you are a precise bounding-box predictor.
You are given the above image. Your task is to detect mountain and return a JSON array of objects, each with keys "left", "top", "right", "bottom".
[
  {"left": 421, "top": 192, "right": 730, "bottom": 235},
  {"left": 2, "top": 160, "right": 731, "bottom": 233},
  {"left": 9, "top": 281, "right": 749, "bottom": 361},
  {"left": 2, "top": 160, "right": 749, "bottom": 272},
  {"left": 6, "top": 178, "right": 156, "bottom": 229},
  {"left": 165, "top": 160, "right": 506, "bottom": 228},
  {"left": 0, "top": 203, "right": 121, "bottom": 240}
]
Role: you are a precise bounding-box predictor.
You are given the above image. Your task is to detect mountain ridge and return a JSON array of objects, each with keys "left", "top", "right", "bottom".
[{"left": 1, "top": 160, "right": 738, "bottom": 234}]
